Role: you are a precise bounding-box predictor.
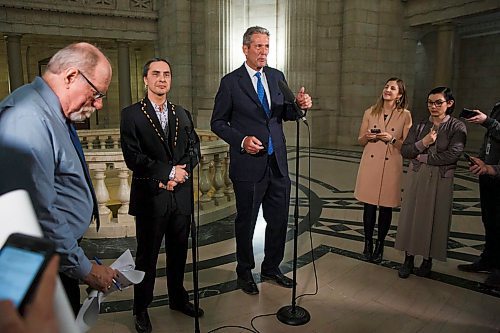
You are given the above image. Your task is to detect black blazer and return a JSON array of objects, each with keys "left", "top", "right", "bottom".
[
  {"left": 120, "top": 98, "right": 200, "bottom": 217},
  {"left": 211, "top": 64, "right": 298, "bottom": 181}
]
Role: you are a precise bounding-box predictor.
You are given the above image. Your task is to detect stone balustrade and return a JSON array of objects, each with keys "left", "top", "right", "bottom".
[
  {"left": 81, "top": 129, "right": 235, "bottom": 239},
  {"left": 78, "top": 128, "right": 121, "bottom": 150}
]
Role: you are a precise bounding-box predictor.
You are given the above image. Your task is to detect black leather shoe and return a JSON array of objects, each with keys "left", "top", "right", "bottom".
[
  {"left": 416, "top": 258, "right": 432, "bottom": 277},
  {"left": 170, "top": 302, "right": 205, "bottom": 318},
  {"left": 134, "top": 310, "right": 152, "bottom": 333},
  {"left": 261, "top": 272, "right": 294, "bottom": 288},
  {"left": 398, "top": 253, "right": 414, "bottom": 279},
  {"left": 236, "top": 276, "right": 259, "bottom": 295},
  {"left": 457, "top": 260, "right": 492, "bottom": 273}
]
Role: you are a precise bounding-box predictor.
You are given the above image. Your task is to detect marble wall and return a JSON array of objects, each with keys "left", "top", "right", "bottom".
[{"left": 0, "top": 0, "right": 499, "bottom": 147}]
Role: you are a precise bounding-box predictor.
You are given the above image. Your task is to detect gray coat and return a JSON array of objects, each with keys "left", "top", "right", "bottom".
[
  {"left": 395, "top": 115, "right": 467, "bottom": 260},
  {"left": 402, "top": 116, "right": 467, "bottom": 178}
]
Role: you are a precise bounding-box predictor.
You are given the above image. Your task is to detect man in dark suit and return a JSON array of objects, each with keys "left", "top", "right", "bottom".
[
  {"left": 457, "top": 102, "right": 500, "bottom": 290},
  {"left": 211, "top": 26, "right": 313, "bottom": 295},
  {"left": 120, "top": 58, "right": 202, "bottom": 333}
]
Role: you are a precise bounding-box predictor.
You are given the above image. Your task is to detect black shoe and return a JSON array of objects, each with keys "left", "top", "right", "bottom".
[
  {"left": 261, "top": 272, "right": 294, "bottom": 288},
  {"left": 416, "top": 258, "right": 432, "bottom": 277},
  {"left": 484, "top": 270, "right": 500, "bottom": 289},
  {"left": 170, "top": 302, "right": 205, "bottom": 318},
  {"left": 236, "top": 276, "right": 259, "bottom": 295},
  {"left": 372, "top": 240, "right": 384, "bottom": 264},
  {"left": 457, "top": 260, "right": 493, "bottom": 273},
  {"left": 134, "top": 310, "right": 152, "bottom": 333},
  {"left": 398, "top": 253, "right": 414, "bottom": 279},
  {"left": 363, "top": 239, "right": 373, "bottom": 261}
]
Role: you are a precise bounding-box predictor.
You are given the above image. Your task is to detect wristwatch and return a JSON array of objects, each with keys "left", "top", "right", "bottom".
[{"left": 389, "top": 137, "right": 397, "bottom": 145}]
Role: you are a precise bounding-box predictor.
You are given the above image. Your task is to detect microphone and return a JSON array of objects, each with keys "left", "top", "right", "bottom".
[{"left": 278, "top": 80, "right": 308, "bottom": 125}]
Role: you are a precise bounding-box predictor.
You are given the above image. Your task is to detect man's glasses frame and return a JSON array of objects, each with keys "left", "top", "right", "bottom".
[{"left": 79, "top": 70, "right": 106, "bottom": 100}]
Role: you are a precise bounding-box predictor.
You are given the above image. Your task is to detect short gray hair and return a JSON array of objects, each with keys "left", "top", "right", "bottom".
[
  {"left": 243, "top": 26, "right": 270, "bottom": 46},
  {"left": 45, "top": 42, "right": 102, "bottom": 75}
]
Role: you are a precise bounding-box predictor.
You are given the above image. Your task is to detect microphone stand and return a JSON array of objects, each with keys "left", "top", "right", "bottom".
[
  {"left": 186, "top": 126, "right": 201, "bottom": 333},
  {"left": 276, "top": 107, "right": 311, "bottom": 326}
]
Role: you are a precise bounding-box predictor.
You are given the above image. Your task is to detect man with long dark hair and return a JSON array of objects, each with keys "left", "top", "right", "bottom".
[{"left": 121, "top": 58, "right": 202, "bottom": 333}]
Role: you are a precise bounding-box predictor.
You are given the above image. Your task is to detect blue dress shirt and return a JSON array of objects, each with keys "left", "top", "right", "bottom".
[{"left": 0, "top": 77, "right": 94, "bottom": 280}]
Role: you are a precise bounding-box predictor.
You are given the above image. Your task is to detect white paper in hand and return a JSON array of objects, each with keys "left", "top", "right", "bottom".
[{"left": 75, "top": 249, "right": 145, "bottom": 332}]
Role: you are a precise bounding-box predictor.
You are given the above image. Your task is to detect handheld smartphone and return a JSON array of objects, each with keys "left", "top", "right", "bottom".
[
  {"left": 459, "top": 108, "right": 477, "bottom": 119},
  {"left": 0, "top": 233, "right": 55, "bottom": 314},
  {"left": 370, "top": 128, "right": 381, "bottom": 134},
  {"left": 463, "top": 152, "right": 477, "bottom": 165}
]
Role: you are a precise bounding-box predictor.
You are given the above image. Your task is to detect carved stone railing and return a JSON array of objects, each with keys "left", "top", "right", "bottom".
[
  {"left": 81, "top": 129, "right": 235, "bottom": 239},
  {"left": 78, "top": 129, "right": 121, "bottom": 150}
]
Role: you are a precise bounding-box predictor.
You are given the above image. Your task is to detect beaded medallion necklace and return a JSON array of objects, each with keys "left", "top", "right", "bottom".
[{"left": 140, "top": 98, "right": 179, "bottom": 148}]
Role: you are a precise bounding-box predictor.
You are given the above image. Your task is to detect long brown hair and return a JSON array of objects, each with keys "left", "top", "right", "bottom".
[{"left": 371, "top": 77, "right": 408, "bottom": 116}]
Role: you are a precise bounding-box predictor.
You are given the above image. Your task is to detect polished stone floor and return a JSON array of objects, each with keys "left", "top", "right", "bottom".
[{"left": 83, "top": 147, "right": 500, "bottom": 333}]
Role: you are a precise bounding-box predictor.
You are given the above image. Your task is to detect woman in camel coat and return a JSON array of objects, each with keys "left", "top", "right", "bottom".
[{"left": 354, "top": 77, "right": 412, "bottom": 263}]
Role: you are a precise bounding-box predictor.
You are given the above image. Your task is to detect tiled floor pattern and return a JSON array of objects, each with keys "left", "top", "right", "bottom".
[{"left": 84, "top": 148, "right": 500, "bottom": 333}]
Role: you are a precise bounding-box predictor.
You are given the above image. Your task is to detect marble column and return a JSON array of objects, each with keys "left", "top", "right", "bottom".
[
  {"left": 157, "top": 1, "right": 193, "bottom": 111},
  {"left": 4, "top": 34, "right": 24, "bottom": 91},
  {"left": 117, "top": 40, "right": 132, "bottom": 111},
  {"left": 196, "top": 0, "right": 231, "bottom": 129},
  {"left": 285, "top": 0, "right": 317, "bottom": 91},
  {"left": 434, "top": 23, "right": 455, "bottom": 87},
  {"left": 284, "top": 0, "right": 317, "bottom": 143}
]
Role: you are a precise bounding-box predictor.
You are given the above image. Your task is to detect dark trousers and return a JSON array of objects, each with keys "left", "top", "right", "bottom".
[
  {"left": 363, "top": 203, "right": 392, "bottom": 242},
  {"left": 59, "top": 272, "right": 80, "bottom": 316},
  {"left": 133, "top": 204, "right": 190, "bottom": 314},
  {"left": 232, "top": 154, "right": 291, "bottom": 279},
  {"left": 479, "top": 175, "right": 500, "bottom": 268}
]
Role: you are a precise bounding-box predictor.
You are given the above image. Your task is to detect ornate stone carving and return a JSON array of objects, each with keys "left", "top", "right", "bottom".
[{"left": 131, "top": 0, "right": 151, "bottom": 9}]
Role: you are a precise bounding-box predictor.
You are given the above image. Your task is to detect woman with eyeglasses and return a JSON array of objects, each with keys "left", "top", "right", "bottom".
[
  {"left": 354, "top": 77, "right": 412, "bottom": 263},
  {"left": 395, "top": 86, "right": 467, "bottom": 279}
]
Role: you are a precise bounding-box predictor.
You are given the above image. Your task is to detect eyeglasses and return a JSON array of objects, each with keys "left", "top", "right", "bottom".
[
  {"left": 427, "top": 100, "right": 447, "bottom": 107},
  {"left": 79, "top": 70, "right": 106, "bottom": 100}
]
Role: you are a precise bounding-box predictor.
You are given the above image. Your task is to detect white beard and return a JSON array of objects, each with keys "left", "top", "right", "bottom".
[{"left": 69, "top": 106, "right": 96, "bottom": 122}]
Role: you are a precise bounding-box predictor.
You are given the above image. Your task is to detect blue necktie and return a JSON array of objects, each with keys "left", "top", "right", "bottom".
[
  {"left": 67, "top": 122, "right": 100, "bottom": 230},
  {"left": 255, "top": 72, "right": 273, "bottom": 155}
]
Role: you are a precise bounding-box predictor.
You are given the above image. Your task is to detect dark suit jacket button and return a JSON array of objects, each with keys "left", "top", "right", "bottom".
[
  {"left": 371, "top": 155, "right": 374, "bottom": 158},
  {"left": 385, "top": 157, "right": 389, "bottom": 160}
]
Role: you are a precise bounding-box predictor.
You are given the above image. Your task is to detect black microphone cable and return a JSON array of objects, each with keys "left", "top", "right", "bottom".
[{"left": 292, "top": 118, "right": 319, "bottom": 303}]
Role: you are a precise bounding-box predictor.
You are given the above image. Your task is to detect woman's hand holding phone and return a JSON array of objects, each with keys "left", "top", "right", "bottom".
[
  {"left": 375, "top": 131, "right": 393, "bottom": 143},
  {"left": 365, "top": 130, "right": 377, "bottom": 141}
]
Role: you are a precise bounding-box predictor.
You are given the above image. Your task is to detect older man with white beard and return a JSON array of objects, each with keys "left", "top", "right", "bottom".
[{"left": 0, "top": 42, "right": 118, "bottom": 315}]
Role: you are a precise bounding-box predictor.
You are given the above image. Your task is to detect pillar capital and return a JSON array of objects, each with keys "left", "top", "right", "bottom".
[
  {"left": 4, "top": 33, "right": 23, "bottom": 41},
  {"left": 115, "top": 39, "right": 131, "bottom": 46}
]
